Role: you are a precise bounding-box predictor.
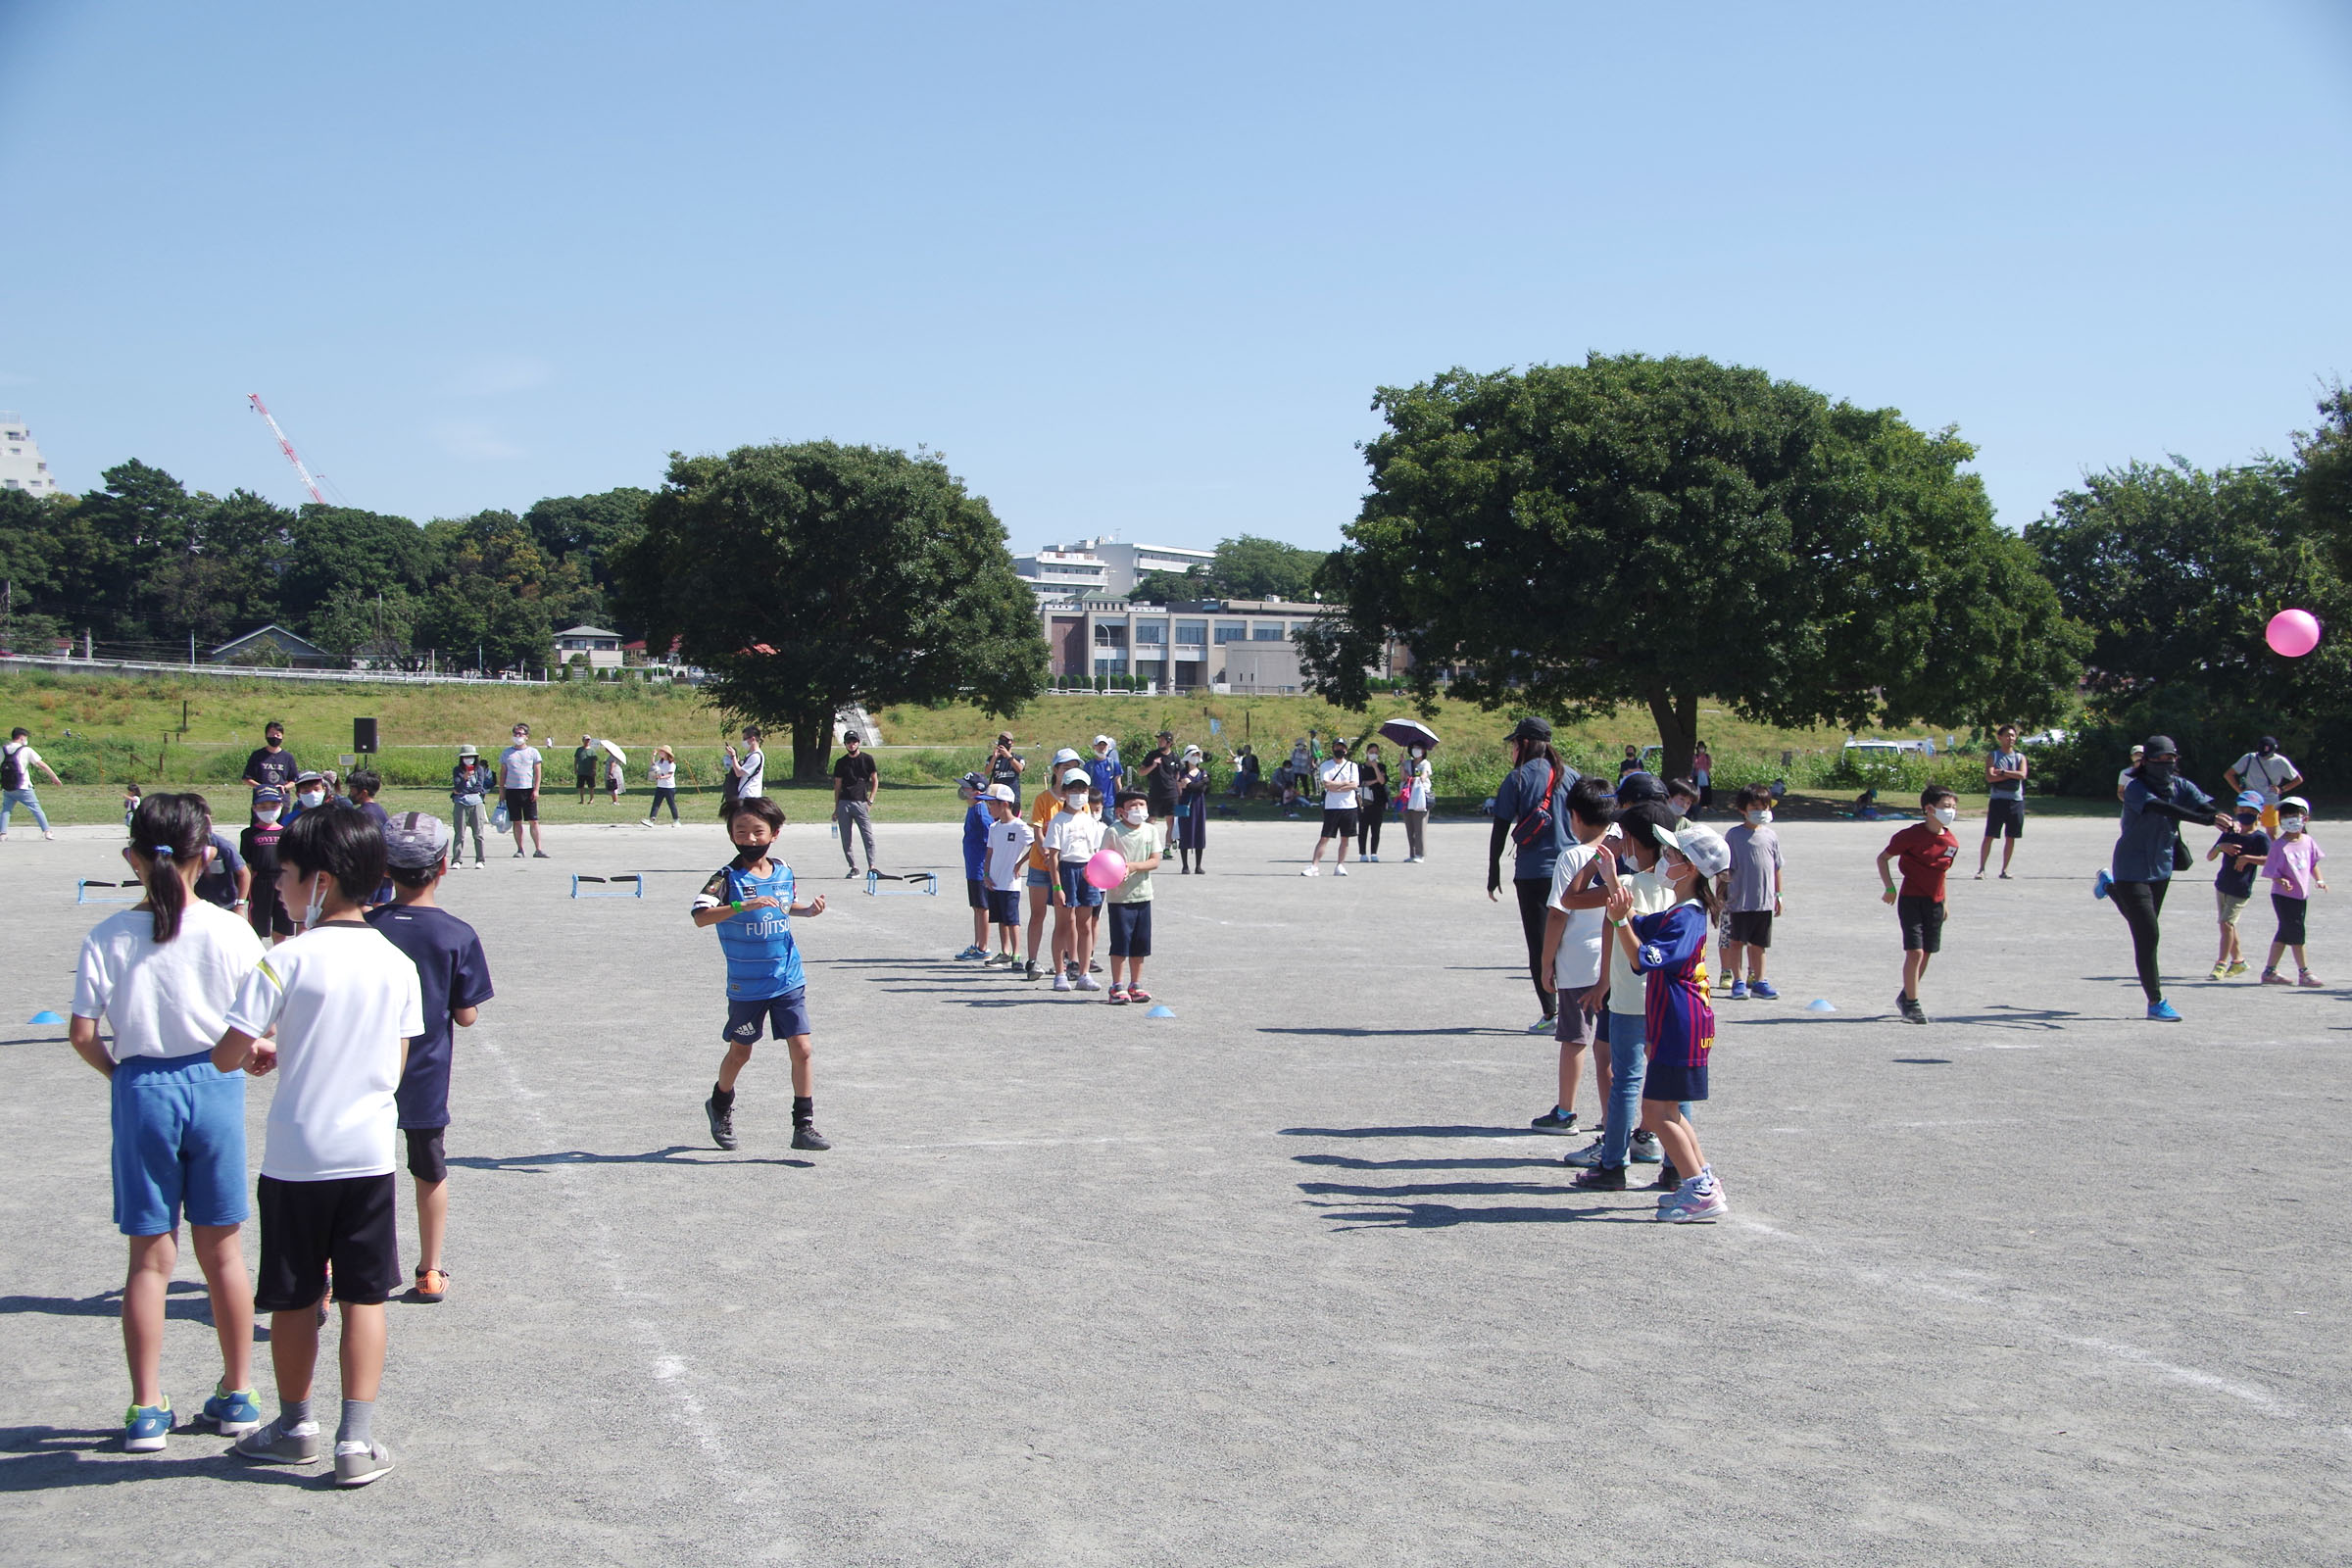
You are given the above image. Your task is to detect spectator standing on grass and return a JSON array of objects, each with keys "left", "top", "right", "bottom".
[
  {"left": 1355, "top": 742, "right": 1390, "bottom": 861},
  {"left": 573, "top": 736, "right": 599, "bottom": 804},
  {"left": 1616, "top": 744, "right": 1642, "bottom": 781},
  {"left": 1141, "top": 730, "right": 1179, "bottom": 836},
  {"left": 643, "top": 746, "right": 678, "bottom": 825},
  {"left": 1400, "top": 746, "right": 1433, "bottom": 862},
  {"left": 726, "top": 726, "right": 767, "bottom": 804},
  {"left": 499, "top": 723, "right": 548, "bottom": 858},
  {"left": 2096, "top": 735, "right": 2219, "bottom": 1023},
  {"left": 1, "top": 724, "right": 63, "bottom": 840},
  {"left": 122, "top": 780, "right": 142, "bottom": 827},
  {"left": 988, "top": 731, "right": 1026, "bottom": 805},
  {"left": 449, "top": 745, "right": 493, "bottom": 864},
  {"left": 1301, "top": 739, "right": 1360, "bottom": 876},
  {"left": 2116, "top": 743, "right": 2144, "bottom": 803},
  {"left": 241, "top": 721, "right": 298, "bottom": 808},
  {"left": 1976, "top": 724, "right": 2030, "bottom": 880},
  {"left": 830, "top": 731, "right": 878, "bottom": 878},
  {"left": 1691, "top": 741, "right": 1715, "bottom": 809},
  {"left": 606, "top": 750, "right": 624, "bottom": 805},
  {"left": 2225, "top": 737, "right": 2304, "bottom": 834},
  {"left": 2207, "top": 790, "right": 2270, "bottom": 981},
  {"left": 1488, "top": 717, "right": 1578, "bottom": 1032}
]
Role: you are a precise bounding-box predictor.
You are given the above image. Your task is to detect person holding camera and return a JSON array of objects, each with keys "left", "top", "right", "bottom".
[{"left": 988, "top": 732, "right": 1026, "bottom": 806}]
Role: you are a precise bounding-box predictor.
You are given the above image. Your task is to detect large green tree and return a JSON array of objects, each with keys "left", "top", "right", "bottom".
[
  {"left": 1300, "top": 354, "right": 2084, "bottom": 779},
  {"left": 612, "top": 441, "right": 1047, "bottom": 779},
  {"left": 1129, "top": 533, "right": 1331, "bottom": 603}
]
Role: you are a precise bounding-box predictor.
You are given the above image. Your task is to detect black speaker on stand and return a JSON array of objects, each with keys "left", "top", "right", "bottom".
[{"left": 354, "top": 717, "right": 378, "bottom": 754}]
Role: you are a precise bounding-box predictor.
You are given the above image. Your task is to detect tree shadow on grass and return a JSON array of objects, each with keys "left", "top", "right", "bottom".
[
  {"left": 0, "top": 1429, "right": 321, "bottom": 1490},
  {"left": 447, "top": 1145, "right": 812, "bottom": 1171}
]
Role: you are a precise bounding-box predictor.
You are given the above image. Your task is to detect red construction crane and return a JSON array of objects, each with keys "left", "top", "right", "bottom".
[{"left": 247, "top": 393, "right": 326, "bottom": 506}]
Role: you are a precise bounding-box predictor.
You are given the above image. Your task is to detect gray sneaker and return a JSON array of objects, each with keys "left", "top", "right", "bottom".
[
  {"left": 233, "top": 1418, "right": 321, "bottom": 1464},
  {"left": 1558, "top": 1139, "right": 1610, "bottom": 1168},
  {"left": 334, "top": 1439, "right": 395, "bottom": 1487}
]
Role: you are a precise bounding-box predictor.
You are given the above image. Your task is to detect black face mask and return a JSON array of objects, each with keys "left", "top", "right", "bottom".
[
  {"left": 2258, "top": 744, "right": 2276, "bottom": 757},
  {"left": 731, "top": 842, "right": 769, "bottom": 868},
  {"left": 2142, "top": 760, "right": 2177, "bottom": 786},
  {"left": 2236, "top": 813, "right": 2260, "bottom": 828}
]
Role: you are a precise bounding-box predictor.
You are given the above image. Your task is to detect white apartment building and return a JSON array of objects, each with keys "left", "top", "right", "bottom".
[
  {"left": 0, "top": 415, "right": 63, "bottom": 496},
  {"left": 1013, "top": 536, "right": 1216, "bottom": 599}
]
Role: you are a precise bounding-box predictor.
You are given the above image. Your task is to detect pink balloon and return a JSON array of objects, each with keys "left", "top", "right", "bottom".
[
  {"left": 1083, "top": 849, "right": 1129, "bottom": 890},
  {"left": 2266, "top": 609, "right": 2323, "bottom": 658}
]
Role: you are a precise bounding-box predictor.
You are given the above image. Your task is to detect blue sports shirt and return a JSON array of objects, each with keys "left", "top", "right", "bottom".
[
  {"left": 694, "top": 859, "right": 805, "bottom": 1000},
  {"left": 1632, "top": 900, "right": 1716, "bottom": 1070}
]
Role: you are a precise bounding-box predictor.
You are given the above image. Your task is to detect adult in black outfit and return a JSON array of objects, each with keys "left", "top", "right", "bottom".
[
  {"left": 2102, "top": 734, "right": 2219, "bottom": 1022},
  {"left": 1354, "top": 741, "right": 1391, "bottom": 861}
]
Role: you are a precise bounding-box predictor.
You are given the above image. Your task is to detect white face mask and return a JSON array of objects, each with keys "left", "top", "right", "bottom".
[
  {"left": 297, "top": 790, "right": 324, "bottom": 808},
  {"left": 301, "top": 872, "right": 328, "bottom": 929},
  {"left": 2281, "top": 815, "right": 2307, "bottom": 835},
  {"left": 1932, "top": 806, "right": 1957, "bottom": 826},
  {"left": 1745, "top": 808, "right": 1772, "bottom": 826},
  {"left": 1065, "top": 791, "right": 1088, "bottom": 809},
  {"left": 1122, "top": 807, "right": 1147, "bottom": 825},
  {"left": 256, "top": 809, "right": 281, "bottom": 825}
]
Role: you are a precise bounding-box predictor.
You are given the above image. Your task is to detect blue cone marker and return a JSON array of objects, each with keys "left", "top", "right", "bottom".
[
  {"left": 1805, "top": 999, "right": 1837, "bottom": 1013},
  {"left": 29, "top": 1010, "right": 66, "bottom": 1026},
  {"left": 1145, "top": 1004, "right": 1175, "bottom": 1018}
]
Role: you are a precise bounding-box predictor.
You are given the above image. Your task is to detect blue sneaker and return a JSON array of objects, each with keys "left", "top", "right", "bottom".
[
  {"left": 954, "top": 945, "right": 986, "bottom": 961},
  {"left": 124, "top": 1400, "right": 172, "bottom": 1453},
  {"left": 1729, "top": 981, "right": 1749, "bottom": 1001},
  {"left": 2148, "top": 1000, "right": 2182, "bottom": 1022},
  {"left": 2093, "top": 869, "right": 2113, "bottom": 901},
  {"left": 1748, "top": 980, "right": 1779, "bottom": 1000},
  {"left": 202, "top": 1387, "right": 264, "bottom": 1437}
]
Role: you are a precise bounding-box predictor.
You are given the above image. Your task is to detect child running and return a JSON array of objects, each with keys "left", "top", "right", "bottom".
[
  {"left": 2260, "top": 796, "right": 2327, "bottom": 987},
  {"left": 1877, "top": 785, "right": 1960, "bottom": 1024},
  {"left": 214, "top": 807, "right": 422, "bottom": 1487},
  {"left": 1721, "top": 785, "right": 1784, "bottom": 1000},
  {"left": 365, "top": 813, "right": 495, "bottom": 1304},
  {"left": 1044, "top": 771, "right": 1107, "bottom": 992},
  {"left": 695, "top": 797, "right": 831, "bottom": 1152},
  {"left": 1606, "top": 821, "right": 1731, "bottom": 1222},
  {"left": 72, "top": 792, "right": 270, "bottom": 1452},
  {"left": 982, "top": 785, "right": 1032, "bottom": 968},
  {"left": 2207, "top": 790, "right": 2270, "bottom": 980},
  {"left": 1104, "top": 790, "right": 1164, "bottom": 1004}
]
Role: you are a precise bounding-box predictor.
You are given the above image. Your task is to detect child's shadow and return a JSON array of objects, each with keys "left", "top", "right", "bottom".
[
  {"left": 0, "top": 1428, "right": 321, "bottom": 1491},
  {"left": 0, "top": 1282, "right": 270, "bottom": 1339},
  {"left": 447, "top": 1146, "right": 813, "bottom": 1171}
]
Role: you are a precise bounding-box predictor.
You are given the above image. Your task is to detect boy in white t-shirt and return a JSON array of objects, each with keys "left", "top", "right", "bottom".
[
  {"left": 1302, "top": 740, "right": 1361, "bottom": 876},
  {"left": 213, "top": 808, "right": 422, "bottom": 1489},
  {"left": 981, "top": 785, "right": 1034, "bottom": 968},
  {"left": 1043, "top": 769, "right": 1108, "bottom": 992},
  {"left": 1533, "top": 778, "right": 1618, "bottom": 1136}
]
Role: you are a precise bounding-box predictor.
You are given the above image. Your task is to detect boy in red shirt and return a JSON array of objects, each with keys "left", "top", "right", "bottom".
[{"left": 1876, "top": 784, "right": 1960, "bottom": 1024}]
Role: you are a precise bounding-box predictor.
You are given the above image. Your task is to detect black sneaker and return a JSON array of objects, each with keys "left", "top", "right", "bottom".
[
  {"left": 1529, "top": 1106, "right": 1581, "bottom": 1135},
  {"left": 1898, "top": 991, "right": 1929, "bottom": 1025},
  {"left": 1655, "top": 1160, "right": 1680, "bottom": 1191},
  {"left": 706, "top": 1093, "right": 738, "bottom": 1152},
  {"left": 1568, "top": 1163, "right": 1628, "bottom": 1191},
  {"left": 1023, "top": 961, "right": 1042, "bottom": 982},
  {"left": 791, "top": 1123, "right": 831, "bottom": 1152},
  {"left": 531, "top": 850, "right": 550, "bottom": 859},
  {"left": 844, "top": 867, "right": 860, "bottom": 879}
]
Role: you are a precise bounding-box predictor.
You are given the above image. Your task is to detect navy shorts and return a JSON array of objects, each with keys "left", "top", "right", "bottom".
[
  {"left": 1642, "top": 1057, "right": 1710, "bottom": 1103},
  {"left": 965, "top": 877, "right": 988, "bottom": 909},
  {"left": 254, "top": 1172, "right": 400, "bottom": 1311},
  {"left": 725, "top": 987, "right": 812, "bottom": 1044},
  {"left": 1107, "top": 901, "right": 1152, "bottom": 956},
  {"left": 405, "top": 1127, "right": 448, "bottom": 1183},
  {"left": 111, "top": 1051, "right": 248, "bottom": 1236},
  {"left": 1057, "top": 863, "right": 1104, "bottom": 908},
  {"left": 987, "top": 887, "right": 1022, "bottom": 927}
]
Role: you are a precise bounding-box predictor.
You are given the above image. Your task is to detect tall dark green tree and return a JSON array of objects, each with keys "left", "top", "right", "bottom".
[
  {"left": 1129, "top": 534, "right": 1332, "bottom": 603},
  {"left": 1301, "top": 354, "right": 2084, "bottom": 779},
  {"left": 612, "top": 441, "right": 1047, "bottom": 779}
]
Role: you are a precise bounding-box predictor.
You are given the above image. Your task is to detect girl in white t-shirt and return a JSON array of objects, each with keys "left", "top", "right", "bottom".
[
  {"left": 71, "top": 793, "right": 270, "bottom": 1452},
  {"left": 1401, "top": 747, "right": 1434, "bottom": 862},
  {"left": 645, "top": 746, "right": 680, "bottom": 824}
]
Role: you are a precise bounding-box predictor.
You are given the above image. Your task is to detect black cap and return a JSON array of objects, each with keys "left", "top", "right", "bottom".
[
  {"left": 2259, "top": 735, "right": 2278, "bottom": 750},
  {"left": 1615, "top": 770, "right": 1667, "bottom": 805},
  {"left": 2143, "top": 734, "right": 2179, "bottom": 758},
  {"left": 1505, "top": 716, "right": 1552, "bottom": 744}
]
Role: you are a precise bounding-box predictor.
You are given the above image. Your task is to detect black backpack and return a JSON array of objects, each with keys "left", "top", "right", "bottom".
[{"left": 1, "top": 744, "right": 25, "bottom": 792}]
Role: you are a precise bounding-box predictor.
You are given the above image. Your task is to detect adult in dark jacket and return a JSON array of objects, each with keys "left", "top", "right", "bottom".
[
  {"left": 2101, "top": 734, "right": 2219, "bottom": 1021},
  {"left": 1487, "top": 716, "right": 1580, "bottom": 1032}
]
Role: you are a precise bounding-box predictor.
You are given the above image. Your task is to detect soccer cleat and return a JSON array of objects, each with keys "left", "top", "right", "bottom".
[
  {"left": 334, "top": 1440, "right": 396, "bottom": 1488},
  {"left": 1628, "top": 1130, "right": 1664, "bottom": 1164},
  {"left": 790, "top": 1123, "right": 831, "bottom": 1152},
  {"left": 1558, "top": 1139, "right": 1609, "bottom": 1168},
  {"left": 2092, "top": 869, "right": 2113, "bottom": 901},
  {"left": 1658, "top": 1184, "right": 1729, "bottom": 1223},
  {"left": 124, "top": 1400, "right": 172, "bottom": 1452},
  {"left": 2147, "top": 1000, "right": 2182, "bottom": 1021},
  {"left": 414, "top": 1267, "right": 448, "bottom": 1303},
  {"left": 202, "top": 1387, "right": 263, "bottom": 1437},
  {"left": 706, "top": 1093, "right": 738, "bottom": 1152},
  {"left": 1749, "top": 980, "right": 1779, "bottom": 1000},
  {"left": 1529, "top": 1106, "right": 1581, "bottom": 1136},
  {"left": 1729, "top": 981, "right": 1749, "bottom": 1001},
  {"left": 1568, "top": 1163, "right": 1628, "bottom": 1191},
  {"left": 234, "top": 1418, "right": 321, "bottom": 1464}
]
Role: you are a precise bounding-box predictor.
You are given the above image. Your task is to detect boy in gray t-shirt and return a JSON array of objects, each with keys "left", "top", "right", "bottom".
[{"left": 1720, "top": 785, "right": 1785, "bottom": 1001}]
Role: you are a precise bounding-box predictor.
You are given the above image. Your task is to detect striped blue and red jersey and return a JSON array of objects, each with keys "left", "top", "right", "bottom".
[{"left": 1632, "top": 900, "right": 1716, "bottom": 1069}]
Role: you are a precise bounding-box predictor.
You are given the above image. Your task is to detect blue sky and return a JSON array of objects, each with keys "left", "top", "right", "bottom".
[{"left": 4, "top": 2, "right": 2348, "bottom": 550}]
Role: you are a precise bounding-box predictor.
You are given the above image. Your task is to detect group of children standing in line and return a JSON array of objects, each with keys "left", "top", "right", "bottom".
[{"left": 72, "top": 792, "right": 492, "bottom": 1482}]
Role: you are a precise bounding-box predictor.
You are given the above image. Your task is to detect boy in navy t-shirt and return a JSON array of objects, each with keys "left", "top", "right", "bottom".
[
  {"left": 2207, "top": 789, "right": 2271, "bottom": 981},
  {"left": 694, "top": 797, "right": 830, "bottom": 1152},
  {"left": 365, "top": 813, "right": 494, "bottom": 1304}
]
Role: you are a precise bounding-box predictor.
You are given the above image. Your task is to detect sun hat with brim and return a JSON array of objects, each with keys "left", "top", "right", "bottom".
[
  {"left": 1652, "top": 821, "right": 1734, "bottom": 879},
  {"left": 2279, "top": 796, "right": 2312, "bottom": 815},
  {"left": 458, "top": 744, "right": 479, "bottom": 759},
  {"left": 1053, "top": 747, "right": 1083, "bottom": 766}
]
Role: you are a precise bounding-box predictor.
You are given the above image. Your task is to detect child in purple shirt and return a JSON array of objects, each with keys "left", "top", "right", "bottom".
[{"left": 2259, "top": 796, "right": 2327, "bottom": 987}]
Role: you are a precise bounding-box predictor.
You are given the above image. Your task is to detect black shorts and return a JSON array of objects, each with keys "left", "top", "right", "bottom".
[
  {"left": 1149, "top": 795, "right": 1179, "bottom": 820},
  {"left": 254, "top": 1172, "right": 400, "bottom": 1311},
  {"left": 250, "top": 889, "right": 294, "bottom": 939},
  {"left": 405, "top": 1126, "right": 447, "bottom": 1183},
  {"left": 1320, "top": 808, "right": 1358, "bottom": 840},
  {"left": 966, "top": 877, "right": 988, "bottom": 910},
  {"left": 503, "top": 787, "right": 538, "bottom": 823},
  {"left": 1107, "top": 901, "right": 1152, "bottom": 957},
  {"left": 986, "top": 887, "right": 1022, "bottom": 927},
  {"left": 1984, "top": 798, "right": 2025, "bottom": 839},
  {"left": 1726, "top": 909, "right": 1773, "bottom": 949},
  {"left": 1896, "top": 894, "right": 1945, "bottom": 954},
  {"left": 2274, "top": 891, "right": 2310, "bottom": 947},
  {"left": 725, "top": 988, "right": 812, "bottom": 1044}
]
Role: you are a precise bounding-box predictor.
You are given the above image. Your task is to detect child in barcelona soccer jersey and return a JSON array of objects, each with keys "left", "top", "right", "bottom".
[{"left": 696, "top": 797, "right": 830, "bottom": 1152}]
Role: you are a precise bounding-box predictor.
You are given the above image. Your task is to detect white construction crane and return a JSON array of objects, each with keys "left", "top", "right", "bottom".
[{"left": 247, "top": 393, "right": 326, "bottom": 505}]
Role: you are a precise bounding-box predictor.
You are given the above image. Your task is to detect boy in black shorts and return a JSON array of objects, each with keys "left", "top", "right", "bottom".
[
  {"left": 214, "top": 808, "right": 422, "bottom": 1487},
  {"left": 1877, "top": 784, "right": 1961, "bottom": 1023},
  {"left": 693, "top": 796, "right": 831, "bottom": 1152}
]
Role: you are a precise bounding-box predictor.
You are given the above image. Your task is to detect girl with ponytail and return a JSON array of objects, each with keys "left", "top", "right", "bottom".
[{"left": 70, "top": 791, "right": 270, "bottom": 1452}]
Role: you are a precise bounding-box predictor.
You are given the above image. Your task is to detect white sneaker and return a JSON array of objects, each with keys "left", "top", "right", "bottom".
[
  {"left": 1052, "top": 974, "right": 1072, "bottom": 993},
  {"left": 1334, "top": 864, "right": 1348, "bottom": 876},
  {"left": 1074, "top": 975, "right": 1102, "bottom": 992},
  {"left": 1300, "top": 866, "right": 1318, "bottom": 877}
]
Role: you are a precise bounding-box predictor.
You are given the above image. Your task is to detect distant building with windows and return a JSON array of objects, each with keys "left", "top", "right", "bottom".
[
  {"left": 553, "top": 625, "right": 625, "bottom": 670},
  {"left": 1035, "top": 594, "right": 1346, "bottom": 693},
  {"left": 0, "top": 414, "right": 63, "bottom": 496},
  {"left": 210, "top": 624, "right": 342, "bottom": 670},
  {"left": 1013, "top": 537, "right": 1216, "bottom": 600}
]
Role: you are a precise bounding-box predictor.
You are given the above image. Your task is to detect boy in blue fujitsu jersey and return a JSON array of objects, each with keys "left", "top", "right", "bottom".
[
  {"left": 1604, "top": 820, "right": 1731, "bottom": 1224},
  {"left": 694, "top": 797, "right": 830, "bottom": 1152}
]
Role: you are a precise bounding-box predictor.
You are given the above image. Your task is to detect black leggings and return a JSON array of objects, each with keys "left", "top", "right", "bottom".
[
  {"left": 1356, "top": 796, "right": 1385, "bottom": 855},
  {"left": 2112, "top": 878, "right": 2170, "bottom": 1004},
  {"left": 1515, "top": 876, "right": 1554, "bottom": 1018},
  {"left": 649, "top": 787, "right": 678, "bottom": 821}
]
